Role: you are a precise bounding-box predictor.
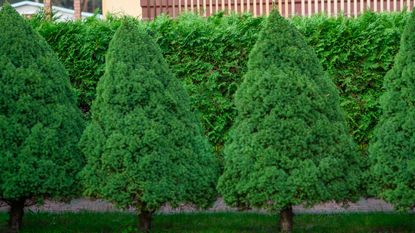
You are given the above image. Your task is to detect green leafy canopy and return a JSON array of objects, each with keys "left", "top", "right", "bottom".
[
  {"left": 218, "top": 11, "right": 362, "bottom": 211},
  {"left": 0, "top": 4, "right": 84, "bottom": 202},
  {"left": 79, "top": 21, "right": 219, "bottom": 211}
]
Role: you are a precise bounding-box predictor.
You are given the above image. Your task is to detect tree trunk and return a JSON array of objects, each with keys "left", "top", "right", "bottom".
[
  {"left": 138, "top": 210, "right": 152, "bottom": 233},
  {"left": 43, "top": 0, "right": 52, "bottom": 20},
  {"left": 74, "top": 0, "right": 82, "bottom": 20},
  {"left": 8, "top": 199, "right": 25, "bottom": 233},
  {"left": 82, "top": 0, "right": 89, "bottom": 13},
  {"left": 279, "top": 206, "right": 293, "bottom": 233}
]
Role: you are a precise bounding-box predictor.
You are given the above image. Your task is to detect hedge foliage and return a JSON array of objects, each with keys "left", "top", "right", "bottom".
[
  {"left": 294, "top": 12, "right": 407, "bottom": 154},
  {"left": 29, "top": 15, "right": 122, "bottom": 115},
  {"left": 29, "top": 11, "right": 408, "bottom": 158}
]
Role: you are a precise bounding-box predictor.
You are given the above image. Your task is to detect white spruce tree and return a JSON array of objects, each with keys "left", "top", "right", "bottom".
[
  {"left": 218, "top": 11, "right": 362, "bottom": 232},
  {"left": 79, "top": 21, "right": 219, "bottom": 232},
  {"left": 0, "top": 5, "right": 84, "bottom": 232},
  {"left": 369, "top": 10, "right": 415, "bottom": 210}
]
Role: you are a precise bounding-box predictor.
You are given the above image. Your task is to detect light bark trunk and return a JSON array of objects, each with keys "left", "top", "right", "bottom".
[
  {"left": 43, "top": 0, "right": 52, "bottom": 20},
  {"left": 74, "top": 0, "right": 82, "bottom": 20}
]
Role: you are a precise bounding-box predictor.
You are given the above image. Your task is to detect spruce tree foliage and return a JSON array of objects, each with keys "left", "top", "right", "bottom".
[
  {"left": 0, "top": 4, "right": 84, "bottom": 232},
  {"left": 79, "top": 21, "right": 218, "bottom": 232},
  {"left": 217, "top": 11, "right": 361, "bottom": 232},
  {"left": 368, "top": 10, "right": 415, "bottom": 211}
]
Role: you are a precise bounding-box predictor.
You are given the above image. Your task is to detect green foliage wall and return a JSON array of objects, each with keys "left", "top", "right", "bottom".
[
  {"left": 148, "top": 13, "right": 262, "bottom": 158},
  {"left": 29, "top": 16, "right": 122, "bottom": 115},
  {"left": 30, "top": 11, "right": 408, "bottom": 158},
  {"left": 295, "top": 12, "right": 407, "bottom": 153}
]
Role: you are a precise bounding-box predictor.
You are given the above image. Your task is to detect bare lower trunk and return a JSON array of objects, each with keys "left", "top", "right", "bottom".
[
  {"left": 8, "top": 199, "right": 25, "bottom": 233},
  {"left": 279, "top": 206, "right": 293, "bottom": 233},
  {"left": 138, "top": 210, "right": 152, "bottom": 233},
  {"left": 74, "top": 0, "right": 82, "bottom": 20},
  {"left": 82, "top": 0, "right": 89, "bottom": 12},
  {"left": 44, "top": 0, "right": 52, "bottom": 20}
]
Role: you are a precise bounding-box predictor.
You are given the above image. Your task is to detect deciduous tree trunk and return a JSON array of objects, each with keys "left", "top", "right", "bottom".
[
  {"left": 8, "top": 199, "right": 25, "bottom": 233},
  {"left": 279, "top": 205, "right": 293, "bottom": 233},
  {"left": 138, "top": 210, "right": 152, "bottom": 233}
]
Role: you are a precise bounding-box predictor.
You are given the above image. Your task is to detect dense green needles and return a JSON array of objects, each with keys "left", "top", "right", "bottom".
[
  {"left": 218, "top": 11, "right": 362, "bottom": 232},
  {"left": 1, "top": 1, "right": 414, "bottom": 232},
  {"left": 0, "top": 4, "right": 84, "bottom": 232},
  {"left": 369, "top": 10, "right": 415, "bottom": 210},
  {"left": 79, "top": 21, "right": 219, "bottom": 232}
]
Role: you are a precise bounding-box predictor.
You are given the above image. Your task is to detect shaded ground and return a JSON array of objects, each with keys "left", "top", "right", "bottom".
[{"left": 0, "top": 212, "right": 414, "bottom": 233}]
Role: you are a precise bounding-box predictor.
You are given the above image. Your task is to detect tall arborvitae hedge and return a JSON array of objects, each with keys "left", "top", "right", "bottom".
[
  {"left": 217, "top": 11, "right": 361, "bottom": 232},
  {"left": 369, "top": 10, "right": 415, "bottom": 210},
  {"left": 31, "top": 13, "right": 407, "bottom": 161},
  {"left": 79, "top": 21, "right": 219, "bottom": 232},
  {"left": 0, "top": 4, "right": 84, "bottom": 232}
]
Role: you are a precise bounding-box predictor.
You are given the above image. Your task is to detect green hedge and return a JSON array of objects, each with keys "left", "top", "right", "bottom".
[
  {"left": 294, "top": 12, "right": 407, "bottom": 154},
  {"left": 29, "top": 11, "right": 408, "bottom": 158},
  {"left": 30, "top": 16, "right": 123, "bottom": 116}
]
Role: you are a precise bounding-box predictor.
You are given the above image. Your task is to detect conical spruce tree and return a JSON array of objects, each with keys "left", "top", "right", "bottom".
[
  {"left": 0, "top": 4, "right": 84, "bottom": 232},
  {"left": 217, "top": 11, "right": 361, "bottom": 232},
  {"left": 368, "top": 10, "right": 415, "bottom": 210},
  {"left": 79, "top": 21, "right": 218, "bottom": 232}
]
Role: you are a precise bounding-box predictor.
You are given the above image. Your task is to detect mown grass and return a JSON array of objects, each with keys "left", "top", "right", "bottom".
[{"left": 0, "top": 212, "right": 414, "bottom": 233}]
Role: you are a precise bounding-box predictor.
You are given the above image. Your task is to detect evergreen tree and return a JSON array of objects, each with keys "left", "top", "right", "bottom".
[
  {"left": 79, "top": 21, "right": 218, "bottom": 232},
  {"left": 217, "top": 11, "right": 361, "bottom": 232},
  {"left": 369, "top": 10, "right": 415, "bottom": 210},
  {"left": 0, "top": 4, "right": 84, "bottom": 232}
]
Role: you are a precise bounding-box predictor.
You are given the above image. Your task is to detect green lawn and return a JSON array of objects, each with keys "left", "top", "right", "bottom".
[{"left": 0, "top": 212, "right": 414, "bottom": 233}]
